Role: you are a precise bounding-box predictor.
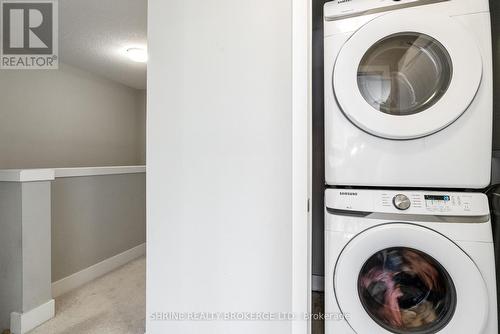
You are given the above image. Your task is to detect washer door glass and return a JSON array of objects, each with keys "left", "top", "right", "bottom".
[
  {"left": 333, "top": 224, "right": 489, "bottom": 334},
  {"left": 358, "top": 247, "right": 456, "bottom": 333},
  {"left": 357, "top": 33, "right": 452, "bottom": 116}
]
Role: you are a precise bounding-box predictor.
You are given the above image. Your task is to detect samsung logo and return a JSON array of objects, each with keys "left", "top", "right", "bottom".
[
  {"left": 337, "top": 0, "right": 352, "bottom": 3},
  {"left": 339, "top": 192, "right": 358, "bottom": 196}
]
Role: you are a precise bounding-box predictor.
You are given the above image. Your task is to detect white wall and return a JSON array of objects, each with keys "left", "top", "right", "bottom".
[
  {"left": 0, "top": 63, "right": 146, "bottom": 169},
  {"left": 491, "top": 0, "right": 500, "bottom": 151},
  {"left": 147, "top": 0, "right": 296, "bottom": 333}
]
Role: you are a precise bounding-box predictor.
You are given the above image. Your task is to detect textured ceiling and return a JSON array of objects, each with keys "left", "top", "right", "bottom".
[{"left": 60, "top": 0, "right": 147, "bottom": 90}]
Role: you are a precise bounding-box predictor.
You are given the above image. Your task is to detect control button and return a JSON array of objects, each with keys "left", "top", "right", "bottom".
[{"left": 393, "top": 194, "right": 411, "bottom": 211}]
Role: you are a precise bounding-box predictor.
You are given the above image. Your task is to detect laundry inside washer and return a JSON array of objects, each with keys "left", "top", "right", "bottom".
[
  {"left": 358, "top": 247, "right": 456, "bottom": 332},
  {"left": 325, "top": 188, "right": 497, "bottom": 334}
]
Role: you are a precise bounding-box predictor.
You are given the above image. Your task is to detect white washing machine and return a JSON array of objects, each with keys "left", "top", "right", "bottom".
[
  {"left": 324, "top": 0, "right": 493, "bottom": 188},
  {"left": 325, "top": 188, "right": 497, "bottom": 334}
]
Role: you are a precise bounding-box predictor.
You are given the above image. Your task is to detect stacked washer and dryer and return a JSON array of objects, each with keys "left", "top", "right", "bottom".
[{"left": 323, "top": 0, "right": 497, "bottom": 333}]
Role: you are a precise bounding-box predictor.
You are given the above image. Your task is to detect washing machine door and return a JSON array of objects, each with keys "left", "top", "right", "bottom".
[
  {"left": 334, "top": 224, "right": 488, "bottom": 334},
  {"left": 333, "top": 11, "right": 483, "bottom": 140}
]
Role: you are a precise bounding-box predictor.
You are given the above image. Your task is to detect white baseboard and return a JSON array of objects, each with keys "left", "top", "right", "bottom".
[
  {"left": 11, "top": 299, "right": 55, "bottom": 334},
  {"left": 52, "top": 243, "right": 146, "bottom": 298}
]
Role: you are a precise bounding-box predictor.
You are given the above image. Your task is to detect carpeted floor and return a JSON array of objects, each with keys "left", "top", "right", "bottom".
[{"left": 29, "top": 256, "right": 146, "bottom": 334}]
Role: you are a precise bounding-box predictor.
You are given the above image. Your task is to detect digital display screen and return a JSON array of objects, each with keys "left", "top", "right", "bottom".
[{"left": 425, "top": 195, "right": 450, "bottom": 201}]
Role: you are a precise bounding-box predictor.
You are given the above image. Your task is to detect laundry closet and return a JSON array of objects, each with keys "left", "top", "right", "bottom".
[{"left": 314, "top": 0, "right": 499, "bottom": 334}]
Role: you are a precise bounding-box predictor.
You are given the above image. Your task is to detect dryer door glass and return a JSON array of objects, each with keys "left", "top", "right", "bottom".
[
  {"left": 358, "top": 247, "right": 456, "bottom": 333},
  {"left": 357, "top": 33, "right": 452, "bottom": 116}
]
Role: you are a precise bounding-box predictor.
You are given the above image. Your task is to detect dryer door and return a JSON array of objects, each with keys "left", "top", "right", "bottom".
[
  {"left": 334, "top": 224, "right": 488, "bottom": 334},
  {"left": 333, "top": 11, "right": 483, "bottom": 140}
]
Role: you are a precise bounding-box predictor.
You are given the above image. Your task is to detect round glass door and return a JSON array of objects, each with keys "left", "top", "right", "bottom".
[
  {"left": 332, "top": 11, "right": 483, "bottom": 139},
  {"left": 333, "top": 224, "right": 489, "bottom": 334},
  {"left": 357, "top": 33, "right": 453, "bottom": 116},
  {"left": 358, "top": 247, "right": 456, "bottom": 333}
]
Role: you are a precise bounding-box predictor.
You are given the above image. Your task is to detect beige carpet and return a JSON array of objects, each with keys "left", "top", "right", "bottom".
[{"left": 30, "top": 256, "right": 146, "bottom": 334}]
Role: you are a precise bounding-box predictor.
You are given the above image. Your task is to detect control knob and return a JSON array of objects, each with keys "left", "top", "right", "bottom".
[{"left": 393, "top": 194, "right": 411, "bottom": 211}]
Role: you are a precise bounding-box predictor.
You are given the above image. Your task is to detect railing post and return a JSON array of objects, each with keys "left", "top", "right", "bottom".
[{"left": 0, "top": 170, "right": 55, "bottom": 334}]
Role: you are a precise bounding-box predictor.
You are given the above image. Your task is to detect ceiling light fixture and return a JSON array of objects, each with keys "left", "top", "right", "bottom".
[{"left": 126, "top": 48, "right": 148, "bottom": 63}]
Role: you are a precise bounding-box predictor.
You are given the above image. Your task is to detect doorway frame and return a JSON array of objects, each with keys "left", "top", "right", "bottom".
[{"left": 292, "top": 0, "right": 312, "bottom": 333}]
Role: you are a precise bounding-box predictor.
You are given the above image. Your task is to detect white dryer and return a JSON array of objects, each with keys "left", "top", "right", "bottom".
[
  {"left": 325, "top": 188, "right": 497, "bottom": 334},
  {"left": 324, "top": 0, "right": 493, "bottom": 188}
]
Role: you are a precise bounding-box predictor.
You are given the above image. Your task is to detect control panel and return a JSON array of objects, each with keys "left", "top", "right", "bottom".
[
  {"left": 326, "top": 189, "right": 489, "bottom": 216},
  {"left": 324, "top": 0, "right": 449, "bottom": 21}
]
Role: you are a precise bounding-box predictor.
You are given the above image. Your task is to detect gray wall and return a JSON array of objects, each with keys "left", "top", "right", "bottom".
[
  {"left": 0, "top": 63, "right": 146, "bottom": 169},
  {"left": 51, "top": 173, "right": 146, "bottom": 282}
]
